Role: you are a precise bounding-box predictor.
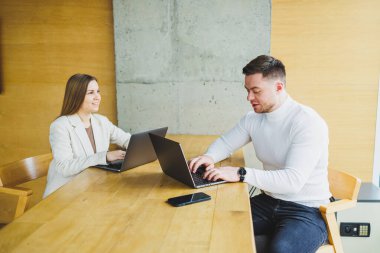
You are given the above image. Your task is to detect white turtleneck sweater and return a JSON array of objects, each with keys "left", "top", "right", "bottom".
[{"left": 205, "top": 96, "right": 331, "bottom": 207}]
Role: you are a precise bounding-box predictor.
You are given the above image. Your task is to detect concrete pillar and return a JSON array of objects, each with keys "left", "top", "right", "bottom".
[{"left": 113, "top": 0, "right": 271, "bottom": 134}]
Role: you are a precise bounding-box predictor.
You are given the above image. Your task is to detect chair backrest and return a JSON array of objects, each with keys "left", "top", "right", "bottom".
[
  {"left": 0, "top": 153, "right": 52, "bottom": 187},
  {"left": 316, "top": 169, "right": 361, "bottom": 253},
  {"left": 328, "top": 169, "right": 361, "bottom": 201}
]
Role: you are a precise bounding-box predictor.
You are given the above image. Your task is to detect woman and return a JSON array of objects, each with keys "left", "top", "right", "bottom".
[{"left": 43, "top": 74, "right": 131, "bottom": 197}]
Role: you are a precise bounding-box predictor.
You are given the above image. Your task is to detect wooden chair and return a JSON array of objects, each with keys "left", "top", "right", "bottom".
[
  {"left": 255, "top": 169, "right": 361, "bottom": 253},
  {"left": 316, "top": 169, "right": 361, "bottom": 253},
  {"left": 0, "top": 153, "right": 52, "bottom": 224}
]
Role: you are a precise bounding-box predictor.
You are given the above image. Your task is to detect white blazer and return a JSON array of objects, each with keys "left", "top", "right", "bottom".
[{"left": 43, "top": 114, "right": 131, "bottom": 197}]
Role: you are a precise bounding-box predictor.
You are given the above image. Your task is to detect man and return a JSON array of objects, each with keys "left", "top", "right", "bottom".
[{"left": 189, "top": 55, "right": 331, "bottom": 253}]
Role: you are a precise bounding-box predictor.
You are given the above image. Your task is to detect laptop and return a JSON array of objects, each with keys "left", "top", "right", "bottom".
[
  {"left": 149, "top": 134, "right": 226, "bottom": 188},
  {"left": 95, "top": 127, "right": 168, "bottom": 172}
]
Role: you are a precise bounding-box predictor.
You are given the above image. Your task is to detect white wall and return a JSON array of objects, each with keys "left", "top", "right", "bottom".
[{"left": 373, "top": 78, "right": 380, "bottom": 186}]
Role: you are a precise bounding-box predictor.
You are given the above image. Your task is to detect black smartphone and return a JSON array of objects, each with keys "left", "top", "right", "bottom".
[{"left": 167, "top": 192, "right": 211, "bottom": 207}]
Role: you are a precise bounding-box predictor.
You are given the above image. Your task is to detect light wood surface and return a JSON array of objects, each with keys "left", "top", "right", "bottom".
[
  {"left": 0, "top": 153, "right": 52, "bottom": 223},
  {"left": 0, "top": 0, "right": 117, "bottom": 166},
  {"left": 0, "top": 135, "right": 255, "bottom": 253},
  {"left": 271, "top": 0, "right": 380, "bottom": 181},
  {"left": 0, "top": 153, "right": 52, "bottom": 187}
]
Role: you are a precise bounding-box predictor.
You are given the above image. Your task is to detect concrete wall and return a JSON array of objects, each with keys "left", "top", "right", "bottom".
[{"left": 113, "top": 0, "right": 271, "bottom": 134}]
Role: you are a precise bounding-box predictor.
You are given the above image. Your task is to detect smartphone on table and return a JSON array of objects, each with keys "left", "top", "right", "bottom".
[{"left": 167, "top": 192, "right": 211, "bottom": 207}]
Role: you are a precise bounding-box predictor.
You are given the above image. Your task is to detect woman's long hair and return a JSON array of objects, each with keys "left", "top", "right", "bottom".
[{"left": 60, "top": 74, "right": 97, "bottom": 116}]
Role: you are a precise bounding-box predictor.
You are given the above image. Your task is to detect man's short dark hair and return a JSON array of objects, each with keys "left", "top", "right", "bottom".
[{"left": 242, "top": 55, "right": 286, "bottom": 83}]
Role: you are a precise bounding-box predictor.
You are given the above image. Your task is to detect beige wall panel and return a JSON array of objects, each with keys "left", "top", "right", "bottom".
[
  {"left": 271, "top": 0, "right": 380, "bottom": 181},
  {"left": 0, "top": 0, "right": 116, "bottom": 165}
]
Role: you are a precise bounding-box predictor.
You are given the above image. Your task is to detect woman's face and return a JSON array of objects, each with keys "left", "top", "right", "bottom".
[{"left": 78, "top": 80, "right": 101, "bottom": 114}]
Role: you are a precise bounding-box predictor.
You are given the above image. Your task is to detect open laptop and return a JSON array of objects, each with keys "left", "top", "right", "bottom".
[
  {"left": 149, "top": 134, "right": 226, "bottom": 188},
  {"left": 95, "top": 127, "right": 168, "bottom": 172}
]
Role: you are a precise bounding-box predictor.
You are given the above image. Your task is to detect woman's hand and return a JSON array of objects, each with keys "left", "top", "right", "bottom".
[{"left": 106, "top": 150, "right": 126, "bottom": 162}]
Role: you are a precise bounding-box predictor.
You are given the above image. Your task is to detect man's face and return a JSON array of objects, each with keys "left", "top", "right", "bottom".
[{"left": 244, "top": 73, "right": 284, "bottom": 113}]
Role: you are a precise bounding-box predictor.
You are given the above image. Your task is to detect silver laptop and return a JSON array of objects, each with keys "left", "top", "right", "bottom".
[
  {"left": 149, "top": 134, "right": 226, "bottom": 188},
  {"left": 95, "top": 127, "right": 168, "bottom": 172}
]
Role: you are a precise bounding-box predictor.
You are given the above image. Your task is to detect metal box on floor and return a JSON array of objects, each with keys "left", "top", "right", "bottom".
[{"left": 337, "top": 183, "right": 380, "bottom": 253}]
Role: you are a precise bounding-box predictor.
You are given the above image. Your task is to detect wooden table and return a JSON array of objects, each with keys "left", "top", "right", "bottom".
[{"left": 0, "top": 135, "right": 256, "bottom": 253}]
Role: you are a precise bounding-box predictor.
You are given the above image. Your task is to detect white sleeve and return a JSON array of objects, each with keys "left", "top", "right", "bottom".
[
  {"left": 205, "top": 115, "right": 252, "bottom": 163},
  {"left": 106, "top": 119, "right": 131, "bottom": 149},
  {"left": 50, "top": 121, "right": 107, "bottom": 177},
  {"left": 244, "top": 118, "right": 327, "bottom": 194}
]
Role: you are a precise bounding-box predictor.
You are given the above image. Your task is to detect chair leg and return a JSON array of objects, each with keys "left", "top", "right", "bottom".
[
  {"left": 322, "top": 212, "right": 344, "bottom": 253},
  {"left": 14, "top": 195, "right": 31, "bottom": 219}
]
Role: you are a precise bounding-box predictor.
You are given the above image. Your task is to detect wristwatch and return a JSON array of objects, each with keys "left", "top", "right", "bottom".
[{"left": 238, "top": 167, "right": 246, "bottom": 182}]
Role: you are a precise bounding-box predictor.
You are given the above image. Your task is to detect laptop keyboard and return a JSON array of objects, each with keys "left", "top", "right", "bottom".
[{"left": 191, "top": 166, "right": 223, "bottom": 186}]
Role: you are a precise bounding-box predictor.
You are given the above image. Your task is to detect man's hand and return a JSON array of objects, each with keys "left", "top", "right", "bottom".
[
  {"left": 203, "top": 166, "right": 240, "bottom": 182},
  {"left": 188, "top": 155, "right": 215, "bottom": 173},
  {"left": 106, "top": 150, "right": 126, "bottom": 162}
]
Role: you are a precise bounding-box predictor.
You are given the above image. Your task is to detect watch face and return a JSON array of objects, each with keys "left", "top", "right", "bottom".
[{"left": 239, "top": 167, "right": 246, "bottom": 176}]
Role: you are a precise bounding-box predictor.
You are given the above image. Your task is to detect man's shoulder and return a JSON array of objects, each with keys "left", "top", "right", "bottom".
[
  {"left": 291, "top": 102, "right": 328, "bottom": 130},
  {"left": 295, "top": 103, "right": 324, "bottom": 120}
]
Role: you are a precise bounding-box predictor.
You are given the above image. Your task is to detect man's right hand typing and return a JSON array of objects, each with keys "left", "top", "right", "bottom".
[{"left": 188, "top": 155, "right": 215, "bottom": 173}]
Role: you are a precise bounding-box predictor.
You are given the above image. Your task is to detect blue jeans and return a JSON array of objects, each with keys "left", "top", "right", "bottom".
[{"left": 251, "top": 193, "right": 328, "bottom": 253}]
